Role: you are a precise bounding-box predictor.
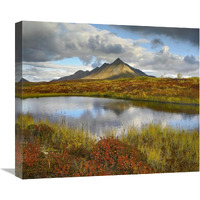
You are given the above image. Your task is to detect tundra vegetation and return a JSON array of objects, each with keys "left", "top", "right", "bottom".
[
  {"left": 15, "top": 114, "right": 199, "bottom": 179},
  {"left": 15, "top": 76, "right": 199, "bottom": 178},
  {"left": 16, "top": 77, "right": 199, "bottom": 105}
]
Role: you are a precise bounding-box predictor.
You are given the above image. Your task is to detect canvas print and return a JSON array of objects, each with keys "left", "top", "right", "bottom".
[{"left": 15, "top": 21, "right": 199, "bottom": 179}]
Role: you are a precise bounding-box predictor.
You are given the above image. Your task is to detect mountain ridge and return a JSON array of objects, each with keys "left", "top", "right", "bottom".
[
  {"left": 52, "top": 58, "right": 153, "bottom": 81},
  {"left": 19, "top": 78, "right": 29, "bottom": 83}
]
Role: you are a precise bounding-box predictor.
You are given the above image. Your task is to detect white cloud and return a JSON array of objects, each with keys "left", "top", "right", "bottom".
[
  {"left": 21, "top": 22, "right": 199, "bottom": 81},
  {"left": 135, "top": 46, "right": 199, "bottom": 77},
  {"left": 22, "top": 62, "right": 93, "bottom": 82},
  {"left": 22, "top": 22, "right": 146, "bottom": 64}
]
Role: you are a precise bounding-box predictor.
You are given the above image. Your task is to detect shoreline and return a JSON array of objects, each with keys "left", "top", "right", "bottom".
[{"left": 15, "top": 93, "right": 199, "bottom": 107}]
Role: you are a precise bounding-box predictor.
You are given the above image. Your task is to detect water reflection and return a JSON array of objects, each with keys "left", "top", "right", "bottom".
[{"left": 15, "top": 96, "right": 199, "bottom": 135}]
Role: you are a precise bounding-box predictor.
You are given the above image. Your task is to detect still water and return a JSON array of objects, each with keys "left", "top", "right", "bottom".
[{"left": 16, "top": 96, "right": 199, "bottom": 135}]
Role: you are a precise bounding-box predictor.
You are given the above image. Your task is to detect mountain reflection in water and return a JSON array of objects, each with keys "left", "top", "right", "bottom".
[{"left": 16, "top": 96, "right": 199, "bottom": 135}]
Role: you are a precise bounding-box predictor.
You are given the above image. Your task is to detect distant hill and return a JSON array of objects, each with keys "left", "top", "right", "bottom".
[
  {"left": 56, "top": 70, "right": 91, "bottom": 81},
  {"left": 19, "top": 78, "right": 29, "bottom": 83},
  {"left": 52, "top": 58, "right": 153, "bottom": 81}
]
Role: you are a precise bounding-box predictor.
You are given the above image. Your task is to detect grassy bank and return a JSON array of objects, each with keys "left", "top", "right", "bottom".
[
  {"left": 16, "top": 77, "right": 199, "bottom": 105},
  {"left": 15, "top": 115, "right": 199, "bottom": 179},
  {"left": 121, "top": 124, "right": 199, "bottom": 173}
]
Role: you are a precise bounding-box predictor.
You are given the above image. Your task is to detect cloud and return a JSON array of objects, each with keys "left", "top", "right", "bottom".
[
  {"left": 22, "top": 62, "right": 93, "bottom": 82},
  {"left": 136, "top": 46, "right": 199, "bottom": 77},
  {"left": 20, "top": 22, "right": 199, "bottom": 81},
  {"left": 22, "top": 21, "right": 147, "bottom": 65},
  {"left": 151, "top": 38, "right": 164, "bottom": 49},
  {"left": 22, "top": 67, "right": 67, "bottom": 82},
  {"left": 15, "top": 62, "right": 22, "bottom": 82},
  {"left": 88, "top": 35, "right": 125, "bottom": 54},
  {"left": 111, "top": 25, "right": 199, "bottom": 46},
  {"left": 133, "top": 39, "right": 150, "bottom": 46},
  {"left": 184, "top": 55, "right": 199, "bottom": 65}
]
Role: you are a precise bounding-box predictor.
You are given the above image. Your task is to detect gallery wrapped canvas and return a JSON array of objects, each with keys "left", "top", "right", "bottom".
[{"left": 15, "top": 21, "right": 199, "bottom": 179}]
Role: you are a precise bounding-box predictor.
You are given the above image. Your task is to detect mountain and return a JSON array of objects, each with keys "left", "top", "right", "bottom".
[
  {"left": 83, "top": 58, "right": 151, "bottom": 79},
  {"left": 52, "top": 58, "right": 153, "bottom": 81},
  {"left": 52, "top": 63, "right": 109, "bottom": 82},
  {"left": 56, "top": 70, "right": 90, "bottom": 81},
  {"left": 19, "top": 78, "right": 29, "bottom": 83}
]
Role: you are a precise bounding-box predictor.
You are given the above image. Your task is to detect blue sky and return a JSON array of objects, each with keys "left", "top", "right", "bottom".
[
  {"left": 17, "top": 21, "right": 199, "bottom": 82},
  {"left": 51, "top": 24, "right": 199, "bottom": 67},
  {"left": 93, "top": 24, "right": 199, "bottom": 57},
  {"left": 50, "top": 57, "right": 83, "bottom": 66}
]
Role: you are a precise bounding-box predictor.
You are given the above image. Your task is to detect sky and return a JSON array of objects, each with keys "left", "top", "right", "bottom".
[{"left": 16, "top": 21, "right": 199, "bottom": 82}]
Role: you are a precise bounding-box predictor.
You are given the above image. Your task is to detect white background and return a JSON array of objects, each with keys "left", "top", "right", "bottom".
[{"left": 0, "top": 0, "right": 199, "bottom": 199}]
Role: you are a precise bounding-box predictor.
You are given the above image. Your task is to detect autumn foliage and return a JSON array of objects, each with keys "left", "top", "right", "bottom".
[
  {"left": 15, "top": 116, "right": 153, "bottom": 178},
  {"left": 16, "top": 77, "right": 199, "bottom": 104},
  {"left": 15, "top": 115, "right": 199, "bottom": 179},
  {"left": 23, "top": 140, "right": 40, "bottom": 167}
]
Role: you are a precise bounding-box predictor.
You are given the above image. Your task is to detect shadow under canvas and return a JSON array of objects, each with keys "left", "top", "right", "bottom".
[{"left": 2, "top": 168, "right": 15, "bottom": 176}]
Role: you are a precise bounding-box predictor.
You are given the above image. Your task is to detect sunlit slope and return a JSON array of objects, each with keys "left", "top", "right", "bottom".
[{"left": 84, "top": 58, "right": 149, "bottom": 79}]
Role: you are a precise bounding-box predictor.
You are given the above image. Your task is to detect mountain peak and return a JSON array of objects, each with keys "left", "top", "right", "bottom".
[
  {"left": 19, "top": 78, "right": 29, "bottom": 82},
  {"left": 112, "top": 58, "right": 124, "bottom": 65},
  {"left": 52, "top": 58, "right": 152, "bottom": 81}
]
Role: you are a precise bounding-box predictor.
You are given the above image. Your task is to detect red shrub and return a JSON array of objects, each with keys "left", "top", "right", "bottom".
[
  {"left": 51, "top": 146, "right": 72, "bottom": 177},
  {"left": 75, "top": 137, "right": 153, "bottom": 176},
  {"left": 23, "top": 140, "right": 40, "bottom": 167},
  {"left": 15, "top": 142, "right": 23, "bottom": 165}
]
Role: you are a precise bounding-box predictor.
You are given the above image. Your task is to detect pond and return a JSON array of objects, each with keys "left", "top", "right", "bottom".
[{"left": 15, "top": 96, "right": 199, "bottom": 135}]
